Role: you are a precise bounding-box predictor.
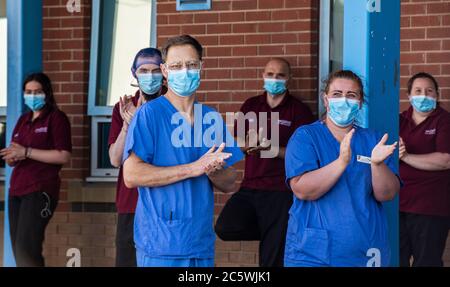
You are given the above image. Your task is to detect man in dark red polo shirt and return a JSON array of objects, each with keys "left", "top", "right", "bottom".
[
  {"left": 215, "top": 58, "right": 315, "bottom": 267},
  {"left": 108, "top": 48, "right": 165, "bottom": 267},
  {"left": 399, "top": 72, "right": 450, "bottom": 267}
]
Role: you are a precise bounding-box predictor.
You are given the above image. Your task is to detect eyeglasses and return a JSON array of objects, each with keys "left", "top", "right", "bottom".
[{"left": 164, "top": 60, "right": 202, "bottom": 71}]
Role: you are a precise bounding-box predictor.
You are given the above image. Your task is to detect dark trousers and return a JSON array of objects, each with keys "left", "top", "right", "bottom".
[
  {"left": 215, "top": 187, "right": 293, "bottom": 267},
  {"left": 400, "top": 212, "right": 450, "bottom": 267},
  {"left": 9, "top": 191, "right": 58, "bottom": 267},
  {"left": 115, "top": 213, "right": 137, "bottom": 267}
]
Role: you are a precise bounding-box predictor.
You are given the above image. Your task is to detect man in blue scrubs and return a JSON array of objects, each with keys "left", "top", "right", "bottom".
[
  {"left": 122, "top": 35, "right": 243, "bottom": 267},
  {"left": 284, "top": 70, "right": 401, "bottom": 267}
]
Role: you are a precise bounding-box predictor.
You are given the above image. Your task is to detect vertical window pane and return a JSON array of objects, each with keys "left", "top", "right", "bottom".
[
  {"left": 95, "top": 0, "right": 152, "bottom": 107},
  {"left": 0, "top": 121, "right": 5, "bottom": 169},
  {"left": 97, "top": 122, "right": 113, "bottom": 169},
  {"left": 330, "top": 0, "right": 344, "bottom": 72},
  {"left": 0, "top": 0, "right": 7, "bottom": 108}
]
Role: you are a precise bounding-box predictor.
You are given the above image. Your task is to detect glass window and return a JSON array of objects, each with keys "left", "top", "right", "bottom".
[
  {"left": 0, "top": 0, "right": 6, "bottom": 175},
  {"left": 319, "top": 0, "right": 345, "bottom": 115},
  {"left": 0, "top": 0, "right": 7, "bottom": 110},
  {"left": 0, "top": 120, "right": 5, "bottom": 170},
  {"left": 177, "top": 0, "right": 211, "bottom": 11},
  {"left": 88, "top": 0, "right": 154, "bottom": 180},
  {"left": 96, "top": 121, "right": 113, "bottom": 170},
  {"left": 330, "top": 0, "right": 344, "bottom": 72},
  {"left": 93, "top": 0, "right": 152, "bottom": 109},
  {"left": 89, "top": 117, "right": 117, "bottom": 178}
]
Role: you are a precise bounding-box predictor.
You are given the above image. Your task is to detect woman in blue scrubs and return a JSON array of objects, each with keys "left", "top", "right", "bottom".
[{"left": 284, "top": 70, "right": 401, "bottom": 267}]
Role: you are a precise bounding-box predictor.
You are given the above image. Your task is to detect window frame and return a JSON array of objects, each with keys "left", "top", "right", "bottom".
[
  {"left": 87, "top": 0, "right": 156, "bottom": 180},
  {"left": 176, "top": 0, "right": 211, "bottom": 11},
  {"left": 87, "top": 0, "right": 157, "bottom": 116},
  {"left": 0, "top": 2, "right": 7, "bottom": 117},
  {"left": 318, "top": 0, "right": 345, "bottom": 116},
  {"left": 90, "top": 116, "right": 118, "bottom": 178},
  {"left": 87, "top": 0, "right": 112, "bottom": 116},
  {"left": 318, "top": 0, "right": 331, "bottom": 116},
  {"left": 0, "top": 115, "right": 6, "bottom": 178}
]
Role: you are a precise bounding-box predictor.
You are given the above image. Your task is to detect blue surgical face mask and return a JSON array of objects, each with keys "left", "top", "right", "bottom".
[
  {"left": 137, "top": 73, "right": 163, "bottom": 95},
  {"left": 410, "top": 95, "right": 436, "bottom": 113},
  {"left": 167, "top": 69, "right": 201, "bottom": 97},
  {"left": 327, "top": 97, "right": 361, "bottom": 127},
  {"left": 24, "top": 93, "right": 46, "bottom": 111},
  {"left": 264, "top": 78, "right": 287, "bottom": 96}
]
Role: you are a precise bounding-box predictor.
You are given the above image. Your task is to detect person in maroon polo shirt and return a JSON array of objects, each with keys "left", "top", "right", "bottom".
[
  {"left": 215, "top": 58, "right": 315, "bottom": 267},
  {"left": 0, "top": 73, "right": 72, "bottom": 267},
  {"left": 108, "top": 47, "right": 166, "bottom": 267},
  {"left": 399, "top": 72, "right": 450, "bottom": 267}
]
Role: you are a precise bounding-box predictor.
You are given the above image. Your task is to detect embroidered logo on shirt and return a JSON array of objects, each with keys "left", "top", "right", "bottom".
[
  {"left": 357, "top": 155, "right": 372, "bottom": 164},
  {"left": 424, "top": 128, "right": 436, "bottom": 135},
  {"left": 35, "top": 127, "right": 48, "bottom": 133},
  {"left": 14, "top": 133, "right": 19, "bottom": 138},
  {"left": 278, "top": 120, "right": 292, "bottom": 127}
]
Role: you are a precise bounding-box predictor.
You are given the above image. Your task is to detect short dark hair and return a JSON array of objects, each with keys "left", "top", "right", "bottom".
[
  {"left": 407, "top": 72, "right": 440, "bottom": 95},
  {"left": 161, "top": 35, "right": 203, "bottom": 62},
  {"left": 23, "top": 72, "right": 57, "bottom": 109}
]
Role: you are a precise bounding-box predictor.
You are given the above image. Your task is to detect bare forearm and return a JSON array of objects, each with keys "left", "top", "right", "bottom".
[
  {"left": 123, "top": 154, "right": 194, "bottom": 188},
  {"left": 208, "top": 167, "right": 237, "bottom": 193},
  {"left": 27, "top": 149, "right": 71, "bottom": 165},
  {"left": 109, "top": 128, "right": 127, "bottom": 167},
  {"left": 290, "top": 159, "right": 347, "bottom": 201},
  {"left": 371, "top": 162, "right": 400, "bottom": 202},
  {"left": 402, "top": 152, "right": 450, "bottom": 171}
]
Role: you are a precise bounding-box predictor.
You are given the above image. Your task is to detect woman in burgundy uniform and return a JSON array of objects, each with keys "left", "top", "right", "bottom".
[
  {"left": 0, "top": 73, "right": 72, "bottom": 267},
  {"left": 399, "top": 72, "right": 450, "bottom": 267}
]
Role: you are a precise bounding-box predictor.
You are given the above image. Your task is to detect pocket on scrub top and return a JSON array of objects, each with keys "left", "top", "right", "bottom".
[{"left": 154, "top": 216, "right": 192, "bottom": 255}]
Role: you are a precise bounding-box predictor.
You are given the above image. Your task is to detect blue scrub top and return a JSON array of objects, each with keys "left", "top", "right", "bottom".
[
  {"left": 284, "top": 120, "right": 399, "bottom": 267},
  {"left": 123, "top": 96, "right": 243, "bottom": 259}
]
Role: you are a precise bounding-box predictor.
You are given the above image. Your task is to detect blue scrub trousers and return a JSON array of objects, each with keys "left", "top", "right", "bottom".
[{"left": 137, "top": 250, "right": 214, "bottom": 267}]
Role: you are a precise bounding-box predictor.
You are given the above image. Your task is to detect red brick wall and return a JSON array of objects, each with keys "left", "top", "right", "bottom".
[
  {"left": 43, "top": 212, "right": 117, "bottom": 267},
  {"left": 156, "top": 0, "right": 319, "bottom": 115},
  {"left": 400, "top": 0, "right": 450, "bottom": 266},
  {"left": 42, "top": 0, "right": 92, "bottom": 212}
]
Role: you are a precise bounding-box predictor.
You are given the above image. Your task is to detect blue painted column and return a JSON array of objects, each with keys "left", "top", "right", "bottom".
[
  {"left": 344, "top": 0, "right": 401, "bottom": 266},
  {"left": 3, "top": 0, "right": 42, "bottom": 267}
]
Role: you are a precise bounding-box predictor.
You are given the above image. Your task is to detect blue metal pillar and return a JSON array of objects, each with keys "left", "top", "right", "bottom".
[
  {"left": 3, "top": 0, "right": 42, "bottom": 267},
  {"left": 344, "top": 0, "right": 401, "bottom": 266}
]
